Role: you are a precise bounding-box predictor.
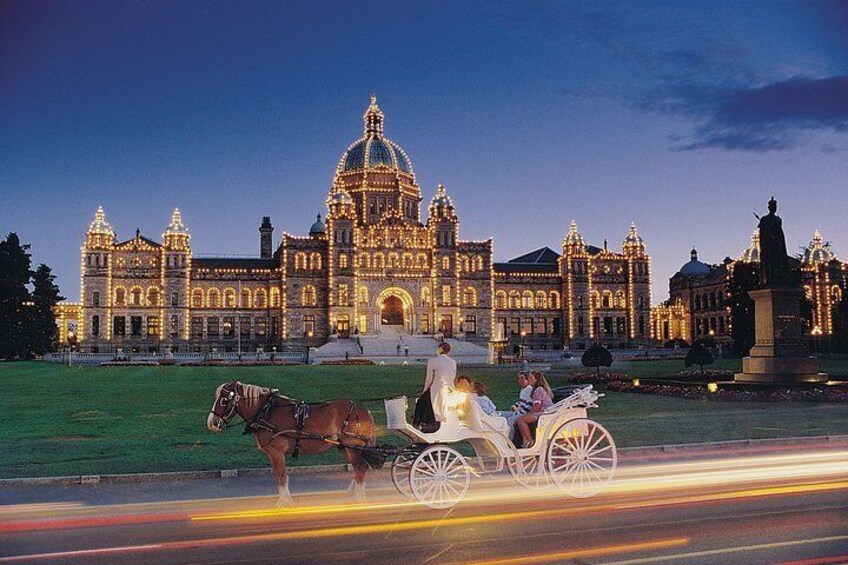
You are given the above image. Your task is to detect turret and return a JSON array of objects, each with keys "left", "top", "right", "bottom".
[
  {"left": 622, "top": 222, "right": 646, "bottom": 257},
  {"left": 81, "top": 207, "right": 115, "bottom": 347},
  {"left": 428, "top": 184, "right": 457, "bottom": 249},
  {"left": 162, "top": 209, "right": 191, "bottom": 347}
]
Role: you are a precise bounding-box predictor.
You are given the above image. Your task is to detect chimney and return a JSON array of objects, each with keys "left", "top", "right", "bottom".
[{"left": 259, "top": 216, "right": 273, "bottom": 258}]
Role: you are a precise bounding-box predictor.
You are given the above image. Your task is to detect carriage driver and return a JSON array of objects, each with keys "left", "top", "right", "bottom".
[{"left": 412, "top": 342, "right": 456, "bottom": 433}]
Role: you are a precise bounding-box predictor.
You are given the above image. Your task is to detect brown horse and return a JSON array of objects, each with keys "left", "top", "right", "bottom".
[{"left": 206, "top": 381, "right": 381, "bottom": 506}]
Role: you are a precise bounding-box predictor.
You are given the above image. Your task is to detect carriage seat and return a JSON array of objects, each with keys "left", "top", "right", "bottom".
[{"left": 459, "top": 395, "right": 509, "bottom": 437}]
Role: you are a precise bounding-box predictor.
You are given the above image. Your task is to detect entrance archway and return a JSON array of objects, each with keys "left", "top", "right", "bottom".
[{"left": 381, "top": 296, "right": 404, "bottom": 326}]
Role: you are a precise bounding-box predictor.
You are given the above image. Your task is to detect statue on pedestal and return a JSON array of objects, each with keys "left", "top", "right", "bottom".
[{"left": 757, "top": 197, "right": 792, "bottom": 287}]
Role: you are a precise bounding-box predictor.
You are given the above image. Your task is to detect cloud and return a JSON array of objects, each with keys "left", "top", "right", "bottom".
[{"left": 643, "top": 75, "right": 848, "bottom": 151}]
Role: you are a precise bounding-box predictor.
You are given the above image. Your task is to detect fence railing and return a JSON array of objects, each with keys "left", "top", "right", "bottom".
[{"left": 42, "top": 351, "right": 307, "bottom": 365}]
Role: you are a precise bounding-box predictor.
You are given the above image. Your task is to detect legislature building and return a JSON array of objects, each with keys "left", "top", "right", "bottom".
[{"left": 70, "top": 97, "right": 652, "bottom": 355}]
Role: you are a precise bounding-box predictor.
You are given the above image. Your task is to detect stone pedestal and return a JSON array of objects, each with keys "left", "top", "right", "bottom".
[{"left": 735, "top": 287, "right": 827, "bottom": 383}]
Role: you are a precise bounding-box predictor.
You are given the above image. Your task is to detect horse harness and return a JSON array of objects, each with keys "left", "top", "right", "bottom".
[{"left": 243, "top": 393, "right": 369, "bottom": 457}]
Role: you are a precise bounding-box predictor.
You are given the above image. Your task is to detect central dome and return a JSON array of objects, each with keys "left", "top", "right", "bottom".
[{"left": 337, "top": 95, "right": 414, "bottom": 174}]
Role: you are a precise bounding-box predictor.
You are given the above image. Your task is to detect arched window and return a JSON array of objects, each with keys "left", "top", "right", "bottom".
[
  {"left": 240, "top": 288, "right": 252, "bottom": 308},
  {"left": 601, "top": 291, "right": 612, "bottom": 309},
  {"left": 694, "top": 295, "right": 702, "bottom": 311},
  {"left": 339, "top": 254, "right": 348, "bottom": 269},
  {"left": 301, "top": 285, "right": 317, "bottom": 306},
  {"left": 224, "top": 288, "right": 236, "bottom": 308},
  {"left": 550, "top": 291, "right": 561, "bottom": 310},
  {"left": 91, "top": 315, "right": 100, "bottom": 337},
  {"left": 254, "top": 289, "right": 267, "bottom": 308},
  {"left": 577, "top": 295, "right": 583, "bottom": 308},
  {"left": 147, "top": 287, "right": 160, "bottom": 307},
  {"left": 461, "top": 255, "right": 470, "bottom": 272},
  {"left": 191, "top": 288, "right": 204, "bottom": 308},
  {"left": 833, "top": 286, "right": 842, "bottom": 303},
  {"left": 270, "top": 287, "right": 280, "bottom": 308},
  {"left": 388, "top": 253, "right": 399, "bottom": 268},
  {"left": 441, "top": 256, "right": 450, "bottom": 270},
  {"left": 615, "top": 290, "right": 626, "bottom": 308},
  {"left": 374, "top": 253, "right": 384, "bottom": 269},
  {"left": 416, "top": 253, "right": 427, "bottom": 268},
  {"left": 403, "top": 253, "right": 413, "bottom": 268},
  {"left": 508, "top": 291, "right": 520, "bottom": 309},
  {"left": 521, "top": 290, "right": 533, "bottom": 309},
  {"left": 421, "top": 287, "right": 431, "bottom": 306},
  {"left": 474, "top": 256, "right": 484, "bottom": 271},
  {"left": 495, "top": 290, "right": 507, "bottom": 309},
  {"left": 590, "top": 291, "right": 600, "bottom": 310},
  {"left": 463, "top": 287, "right": 478, "bottom": 306},
  {"left": 294, "top": 252, "right": 306, "bottom": 270},
  {"left": 535, "top": 291, "right": 547, "bottom": 309},
  {"left": 359, "top": 286, "right": 369, "bottom": 306},
  {"left": 130, "top": 286, "right": 143, "bottom": 306},
  {"left": 208, "top": 288, "right": 221, "bottom": 308},
  {"left": 309, "top": 253, "right": 322, "bottom": 270}
]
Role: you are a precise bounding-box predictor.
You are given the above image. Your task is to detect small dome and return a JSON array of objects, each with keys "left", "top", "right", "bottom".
[
  {"left": 802, "top": 231, "right": 836, "bottom": 265},
  {"left": 309, "top": 214, "right": 326, "bottom": 235},
  {"left": 326, "top": 187, "right": 353, "bottom": 206},
  {"left": 622, "top": 222, "right": 644, "bottom": 249},
  {"left": 430, "top": 183, "right": 453, "bottom": 208},
  {"left": 164, "top": 208, "right": 190, "bottom": 238},
  {"left": 739, "top": 231, "right": 760, "bottom": 263},
  {"left": 563, "top": 220, "right": 585, "bottom": 248},
  {"left": 679, "top": 248, "right": 711, "bottom": 276},
  {"left": 87, "top": 206, "right": 114, "bottom": 236}
]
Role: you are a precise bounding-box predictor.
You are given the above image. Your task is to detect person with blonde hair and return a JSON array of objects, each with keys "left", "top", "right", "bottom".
[{"left": 515, "top": 371, "right": 553, "bottom": 448}]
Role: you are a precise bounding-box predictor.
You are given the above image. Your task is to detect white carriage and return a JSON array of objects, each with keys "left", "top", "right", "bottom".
[{"left": 384, "top": 385, "right": 617, "bottom": 508}]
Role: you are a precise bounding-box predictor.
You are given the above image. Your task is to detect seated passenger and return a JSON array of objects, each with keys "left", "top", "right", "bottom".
[
  {"left": 454, "top": 374, "right": 473, "bottom": 392},
  {"left": 473, "top": 381, "right": 496, "bottom": 415},
  {"left": 498, "top": 372, "right": 533, "bottom": 437},
  {"left": 516, "top": 372, "right": 554, "bottom": 448}
]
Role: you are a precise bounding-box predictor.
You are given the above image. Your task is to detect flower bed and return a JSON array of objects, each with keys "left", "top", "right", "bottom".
[{"left": 607, "top": 379, "right": 848, "bottom": 403}]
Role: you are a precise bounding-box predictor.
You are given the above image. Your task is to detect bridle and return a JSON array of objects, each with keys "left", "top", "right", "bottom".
[{"left": 210, "top": 381, "right": 242, "bottom": 430}]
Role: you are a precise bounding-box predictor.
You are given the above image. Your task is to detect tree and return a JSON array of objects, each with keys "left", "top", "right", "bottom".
[
  {"left": 27, "top": 264, "right": 64, "bottom": 355},
  {"left": 581, "top": 343, "right": 612, "bottom": 377},
  {"left": 727, "top": 262, "right": 758, "bottom": 357},
  {"left": 685, "top": 340, "right": 714, "bottom": 375},
  {"left": 0, "top": 233, "right": 32, "bottom": 360}
]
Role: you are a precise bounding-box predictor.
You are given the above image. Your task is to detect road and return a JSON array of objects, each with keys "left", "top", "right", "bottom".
[{"left": 1, "top": 444, "right": 847, "bottom": 565}]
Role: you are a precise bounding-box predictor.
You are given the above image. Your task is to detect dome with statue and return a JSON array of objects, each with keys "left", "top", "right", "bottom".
[
  {"left": 802, "top": 231, "right": 836, "bottom": 265},
  {"left": 336, "top": 95, "right": 414, "bottom": 175},
  {"left": 738, "top": 231, "right": 760, "bottom": 263}
]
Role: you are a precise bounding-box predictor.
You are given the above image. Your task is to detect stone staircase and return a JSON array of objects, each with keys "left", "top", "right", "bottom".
[{"left": 312, "top": 325, "right": 490, "bottom": 364}]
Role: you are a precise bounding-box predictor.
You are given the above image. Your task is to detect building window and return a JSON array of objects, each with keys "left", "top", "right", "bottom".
[
  {"left": 223, "top": 317, "right": 234, "bottom": 339},
  {"left": 304, "top": 315, "right": 315, "bottom": 337},
  {"left": 240, "top": 316, "right": 251, "bottom": 338},
  {"left": 421, "top": 287, "right": 430, "bottom": 306},
  {"left": 191, "top": 289, "right": 204, "bottom": 308},
  {"left": 441, "top": 256, "right": 450, "bottom": 270},
  {"left": 301, "top": 285, "right": 317, "bottom": 306},
  {"left": 169, "top": 315, "right": 179, "bottom": 337},
  {"left": 240, "top": 288, "right": 252, "bottom": 309},
  {"left": 270, "top": 288, "right": 280, "bottom": 308},
  {"left": 550, "top": 291, "right": 560, "bottom": 310},
  {"left": 522, "top": 317, "right": 533, "bottom": 336},
  {"left": 552, "top": 318, "right": 561, "bottom": 336},
  {"left": 339, "top": 254, "right": 348, "bottom": 269},
  {"left": 91, "top": 315, "right": 100, "bottom": 337},
  {"left": 521, "top": 291, "right": 533, "bottom": 309},
  {"left": 147, "top": 316, "right": 159, "bottom": 337},
  {"left": 535, "top": 291, "right": 547, "bottom": 309},
  {"left": 208, "top": 288, "right": 221, "bottom": 308},
  {"left": 420, "top": 314, "right": 429, "bottom": 334},
  {"left": 495, "top": 291, "right": 506, "bottom": 309},
  {"left": 442, "top": 285, "right": 452, "bottom": 306},
  {"left": 508, "top": 291, "right": 520, "bottom": 309},
  {"left": 510, "top": 317, "right": 520, "bottom": 336},
  {"left": 171, "top": 292, "right": 179, "bottom": 307},
  {"left": 92, "top": 291, "right": 100, "bottom": 307},
  {"left": 115, "top": 287, "right": 126, "bottom": 306},
  {"left": 603, "top": 316, "right": 613, "bottom": 336},
  {"left": 254, "top": 289, "right": 267, "bottom": 308},
  {"left": 191, "top": 317, "right": 203, "bottom": 338},
  {"left": 255, "top": 317, "right": 267, "bottom": 337},
  {"left": 270, "top": 316, "right": 279, "bottom": 338},
  {"left": 464, "top": 315, "right": 477, "bottom": 334},
  {"left": 535, "top": 317, "right": 546, "bottom": 336},
  {"left": 207, "top": 317, "right": 219, "bottom": 338},
  {"left": 463, "top": 287, "right": 477, "bottom": 306},
  {"left": 131, "top": 316, "right": 142, "bottom": 337},
  {"left": 113, "top": 316, "right": 125, "bottom": 337},
  {"left": 616, "top": 316, "right": 626, "bottom": 335},
  {"left": 148, "top": 288, "right": 160, "bottom": 306},
  {"left": 638, "top": 315, "right": 645, "bottom": 335},
  {"left": 339, "top": 284, "right": 349, "bottom": 306},
  {"left": 577, "top": 316, "right": 584, "bottom": 336},
  {"left": 309, "top": 253, "right": 322, "bottom": 270}
]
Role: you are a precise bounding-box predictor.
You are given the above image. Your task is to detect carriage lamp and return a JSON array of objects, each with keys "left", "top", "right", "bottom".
[
  {"left": 632, "top": 379, "right": 640, "bottom": 387},
  {"left": 707, "top": 382, "right": 718, "bottom": 393}
]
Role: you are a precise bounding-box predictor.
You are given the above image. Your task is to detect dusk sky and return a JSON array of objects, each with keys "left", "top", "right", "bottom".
[{"left": 2, "top": 1, "right": 847, "bottom": 302}]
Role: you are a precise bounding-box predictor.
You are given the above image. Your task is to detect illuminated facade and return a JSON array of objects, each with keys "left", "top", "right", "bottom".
[
  {"left": 656, "top": 231, "right": 847, "bottom": 346},
  {"left": 77, "top": 96, "right": 652, "bottom": 353}
]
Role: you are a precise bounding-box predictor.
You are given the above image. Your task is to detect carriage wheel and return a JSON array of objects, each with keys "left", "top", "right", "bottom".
[
  {"left": 409, "top": 445, "right": 471, "bottom": 509},
  {"left": 547, "top": 418, "right": 616, "bottom": 498},
  {"left": 506, "top": 450, "right": 550, "bottom": 490},
  {"left": 391, "top": 446, "right": 424, "bottom": 499}
]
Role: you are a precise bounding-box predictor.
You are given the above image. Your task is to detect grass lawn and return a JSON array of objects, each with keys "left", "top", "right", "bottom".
[{"left": 1, "top": 359, "right": 846, "bottom": 479}]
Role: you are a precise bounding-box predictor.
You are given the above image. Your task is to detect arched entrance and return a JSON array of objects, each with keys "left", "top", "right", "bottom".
[{"left": 381, "top": 296, "right": 404, "bottom": 326}]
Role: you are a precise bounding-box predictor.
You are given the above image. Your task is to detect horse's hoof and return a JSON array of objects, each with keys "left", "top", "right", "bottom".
[{"left": 275, "top": 498, "right": 293, "bottom": 508}]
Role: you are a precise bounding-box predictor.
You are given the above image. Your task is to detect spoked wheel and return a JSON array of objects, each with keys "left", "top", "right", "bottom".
[
  {"left": 506, "top": 449, "right": 551, "bottom": 490},
  {"left": 547, "top": 418, "right": 617, "bottom": 498},
  {"left": 409, "top": 445, "right": 471, "bottom": 509},
  {"left": 391, "top": 445, "right": 425, "bottom": 499}
]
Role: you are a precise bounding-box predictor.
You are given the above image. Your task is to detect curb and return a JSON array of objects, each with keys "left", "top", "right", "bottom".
[{"left": 2, "top": 434, "right": 846, "bottom": 488}]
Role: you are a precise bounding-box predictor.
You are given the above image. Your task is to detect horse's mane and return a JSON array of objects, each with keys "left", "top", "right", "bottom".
[{"left": 241, "top": 383, "right": 270, "bottom": 400}]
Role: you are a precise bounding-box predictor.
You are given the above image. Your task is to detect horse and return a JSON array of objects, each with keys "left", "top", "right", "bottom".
[{"left": 206, "top": 380, "right": 382, "bottom": 506}]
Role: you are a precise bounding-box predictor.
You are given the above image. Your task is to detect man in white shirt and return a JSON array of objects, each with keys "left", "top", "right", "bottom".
[
  {"left": 498, "top": 372, "right": 533, "bottom": 439},
  {"left": 413, "top": 342, "right": 457, "bottom": 432}
]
